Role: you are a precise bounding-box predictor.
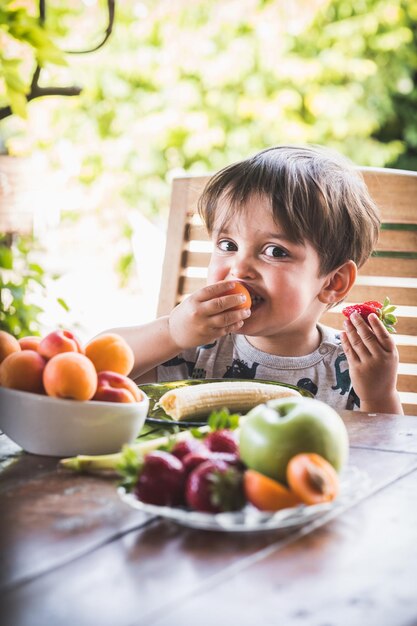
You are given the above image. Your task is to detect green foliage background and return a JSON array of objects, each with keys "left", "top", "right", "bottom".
[{"left": 1, "top": 0, "right": 416, "bottom": 331}]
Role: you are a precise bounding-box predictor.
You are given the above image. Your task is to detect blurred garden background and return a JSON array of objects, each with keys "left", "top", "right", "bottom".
[{"left": 1, "top": 0, "right": 416, "bottom": 341}]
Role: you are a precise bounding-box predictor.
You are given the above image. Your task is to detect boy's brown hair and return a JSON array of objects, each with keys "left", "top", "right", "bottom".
[{"left": 198, "top": 145, "right": 381, "bottom": 276}]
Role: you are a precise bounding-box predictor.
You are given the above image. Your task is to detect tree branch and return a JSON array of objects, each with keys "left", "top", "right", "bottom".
[{"left": 0, "top": 85, "right": 82, "bottom": 121}]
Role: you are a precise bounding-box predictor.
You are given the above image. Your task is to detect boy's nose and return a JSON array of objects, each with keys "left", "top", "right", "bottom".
[{"left": 230, "top": 255, "right": 256, "bottom": 280}]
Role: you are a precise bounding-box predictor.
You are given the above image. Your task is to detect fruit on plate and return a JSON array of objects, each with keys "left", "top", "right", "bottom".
[
  {"left": 287, "top": 453, "right": 340, "bottom": 505},
  {"left": 239, "top": 396, "right": 349, "bottom": 484},
  {"left": 185, "top": 458, "right": 245, "bottom": 513},
  {"left": 92, "top": 371, "right": 144, "bottom": 403},
  {"left": 342, "top": 297, "right": 397, "bottom": 333},
  {"left": 0, "top": 350, "right": 46, "bottom": 393},
  {"left": 0, "top": 330, "right": 21, "bottom": 364},
  {"left": 203, "top": 428, "right": 239, "bottom": 455},
  {"left": 43, "top": 352, "right": 98, "bottom": 401},
  {"left": 220, "top": 282, "right": 252, "bottom": 311},
  {"left": 39, "top": 329, "right": 84, "bottom": 360},
  {"left": 157, "top": 380, "right": 301, "bottom": 421},
  {"left": 85, "top": 333, "right": 134, "bottom": 376},
  {"left": 134, "top": 450, "right": 185, "bottom": 506},
  {"left": 171, "top": 437, "right": 206, "bottom": 461},
  {"left": 244, "top": 469, "right": 302, "bottom": 511},
  {"left": 182, "top": 449, "right": 212, "bottom": 474},
  {"left": 183, "top": 450, "right": 240, "bottom": 475}
]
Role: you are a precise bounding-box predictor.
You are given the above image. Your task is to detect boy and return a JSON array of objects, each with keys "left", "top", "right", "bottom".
[{"left": 114, "top": 145, "right": 402, "bottom": 414}]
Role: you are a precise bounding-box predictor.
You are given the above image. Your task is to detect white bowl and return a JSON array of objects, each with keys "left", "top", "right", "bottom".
[{"left": 0, "top": 386, "right": 149, "bottom": 457}]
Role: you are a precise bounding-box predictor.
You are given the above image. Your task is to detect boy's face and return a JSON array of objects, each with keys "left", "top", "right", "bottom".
[{"left": 207, "top": 194, "right": 331, "bottom": 353}]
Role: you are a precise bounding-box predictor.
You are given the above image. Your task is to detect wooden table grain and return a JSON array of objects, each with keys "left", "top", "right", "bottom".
[{"left": 1, "top": 410, "right": 417, "bottom": 626}]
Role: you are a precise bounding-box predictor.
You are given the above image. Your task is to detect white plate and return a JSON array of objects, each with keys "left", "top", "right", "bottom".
[{"left": 118, "top": 465, "right": 369, "bottom": 532}]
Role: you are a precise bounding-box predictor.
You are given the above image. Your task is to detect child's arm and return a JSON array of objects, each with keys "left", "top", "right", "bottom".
[
  {"left": 107, "top": 281, "right": 251, "bottom": 382},
  {"left": 340, "top": 311, "right": 403, "bottom": 414}
]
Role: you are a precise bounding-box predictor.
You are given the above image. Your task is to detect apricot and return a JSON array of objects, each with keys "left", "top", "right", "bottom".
[
  {"left": 0, "top": 330, "right": 21, "bottom": 364},
  {"left": 43, "top": 353, "right": 98, "bottom": 401},
  {"left": 221, "top": 282, "right": 252, "bottom": 311},
  {"left": 39, "top": 329, "right": 84, "bottom": 360},
  {"left": 92, "top": 371, "right": 144, "bottom": 403},
  {"left": 287, "top": 453, "right": 340, "bottom": 505},
  {"left": 0, "top": 350, "right": 46, "bottom": 394},
  {"left": 244, "top": 469, "right": 301, "bottom": 511},
  {"left": 18, "top": 336, "right": 42, "bottom": 351},
  {"left": 85, "top": 333, "right": 134, "bottom": 376}
]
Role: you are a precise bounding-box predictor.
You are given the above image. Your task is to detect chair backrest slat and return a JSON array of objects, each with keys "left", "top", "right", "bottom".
[{"left": 158, "top": 167, "right": 417, "bottom": 414}]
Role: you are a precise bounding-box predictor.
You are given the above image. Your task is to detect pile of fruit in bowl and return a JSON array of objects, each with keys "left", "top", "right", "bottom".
[{"left": 0, "top": 329, "right": 149, "bottom": 457}]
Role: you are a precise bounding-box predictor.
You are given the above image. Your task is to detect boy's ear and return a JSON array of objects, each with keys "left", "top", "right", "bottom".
[{"left": 318, "top": 260, "right": 357, "bottom": 305}]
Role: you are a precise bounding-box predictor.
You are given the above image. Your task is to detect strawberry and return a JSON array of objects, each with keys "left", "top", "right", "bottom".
[
  {"left": 183, "top": 450, "right": 241, "bottom": 475},
  {"left": 134, "top": 451, "right": 185, "bottom": 507},
  {"left": 185, "top": 459, "right": 245, "bottom": 513},
  {"left": 342, "top": 297, "right": 397, "bottom": 333},
  {"left": 203, "top": 429, "right": 239, "bottom": 455},
  {"left": 182, "top": 449, "right": 211, "bottom": 474},
  {"left": 171, "top": 438, "right": 205, "bottom": 461}
]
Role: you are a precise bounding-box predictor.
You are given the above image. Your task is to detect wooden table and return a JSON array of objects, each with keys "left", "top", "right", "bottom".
[{"left": 1, "top": 410, "right": 417, "bottom": 626}]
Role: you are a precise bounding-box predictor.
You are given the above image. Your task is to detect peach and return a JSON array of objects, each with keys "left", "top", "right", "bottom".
[
  {"left": 85, "top": 333, "right": 134, "bottom": 376},
  {"left": 0, "top": 330, "right": 21, "bottom": 364},
  {"left": 43, "top": 353, "right": 97, "bottom": 401},
  {"left": 0, "top": 350, "right": 46, "bottom": 394},
  {"left": 39, "top": 329, "right": 84, "bottom": 360},
  {"left": 18, "top": 336, "right": 42, "bottom": 351},
  {"left": 92, "top": 371, "right": 144, "bottom": 403}
]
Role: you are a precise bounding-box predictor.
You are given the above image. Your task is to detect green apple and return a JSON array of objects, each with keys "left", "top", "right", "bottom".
[{"left": 239, "top": 396, "right": 349, "bottom": 484}]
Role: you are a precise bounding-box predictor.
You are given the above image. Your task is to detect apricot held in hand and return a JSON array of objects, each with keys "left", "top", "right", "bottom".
[
  {"left": 43, "top": 352, "right": 98, "bottom": 401},
  {"left": 85, "top": 333, "right": 134, "bottom": 376},
  {"left": 220, "top": 282, "right": 252, "bottom": 311}
]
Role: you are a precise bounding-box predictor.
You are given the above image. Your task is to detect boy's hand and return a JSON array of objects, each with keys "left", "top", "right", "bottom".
[
  {"left": 168, "top": 281, "right": 251, "bottom": 350},
  {"left": 340, "top": 312, "right": 402, "bottom": 413}
]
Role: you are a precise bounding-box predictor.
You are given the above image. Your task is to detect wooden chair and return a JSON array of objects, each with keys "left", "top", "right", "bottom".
[{"left": 158, "top": 167, "right": 417, "bottom": 415}]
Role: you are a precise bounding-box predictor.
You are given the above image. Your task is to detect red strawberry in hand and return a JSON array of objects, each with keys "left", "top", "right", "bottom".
[
  {"left": 342, "top": 297, "right": 397, "bottom": 333},
  {"left": 185, "top": 459, "right": 245, "bottom": 513}
]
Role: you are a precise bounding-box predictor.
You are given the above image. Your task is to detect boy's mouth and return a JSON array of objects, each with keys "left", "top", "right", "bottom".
[{"left": 245, "top": 286, "right": 264, "bottom": 310}]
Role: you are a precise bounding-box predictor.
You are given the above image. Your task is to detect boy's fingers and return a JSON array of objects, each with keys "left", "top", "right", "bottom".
[
  {"left": 342, "top": 316, "right": 372, "bottom": 361},
  {"left": 199, "top": 281, "right": 238, "bottom": 303},
  {"left": 340, "top": 331, "right": 360, "bottom": 364},
  {"left": 367, "top": 314, "right": 396, "bottom": 353},
  {"left": 196, "top": 282, "right": 249, "bottom": 314},
  {"left": 209, "top": 294, "right": 248, "bottom": 313},
  {"left": 210, "top": 308, "right": 251, "bottom": 330},
  {"left": 340, "top": 331, "right": 360, "bottom": 363}
]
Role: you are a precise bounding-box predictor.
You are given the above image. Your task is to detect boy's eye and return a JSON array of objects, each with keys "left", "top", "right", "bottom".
[
  {"left": 218, "top": 239, "right": 237, "bottom": 252},
  {"left": 264, "top": 245, "right": 288, "bottom": 258}
]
